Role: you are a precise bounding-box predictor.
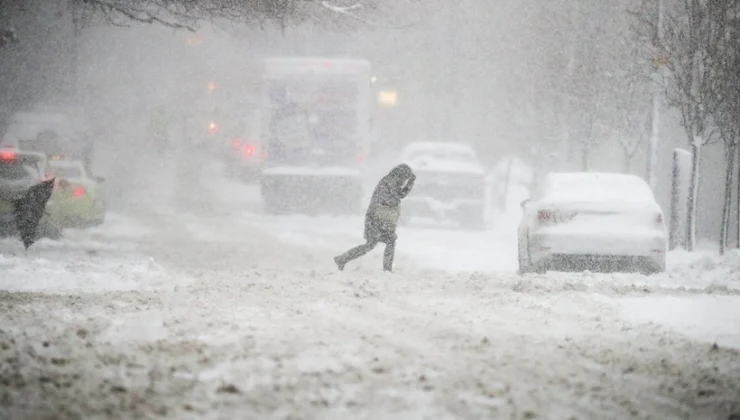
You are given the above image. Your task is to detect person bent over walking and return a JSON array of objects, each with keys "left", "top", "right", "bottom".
[{"left": 334, "top": 163, "right": 416, "bottom": 272}]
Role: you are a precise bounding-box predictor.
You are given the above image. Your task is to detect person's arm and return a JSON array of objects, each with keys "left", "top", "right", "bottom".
[
  {"left": 378, "top": 180, "right": 402, "bottom": 206},
  {"left": 398, "top": 174, "right": 416, "bottom": 199}
]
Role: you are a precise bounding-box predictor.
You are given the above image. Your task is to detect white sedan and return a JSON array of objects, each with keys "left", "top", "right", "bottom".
[{"left": 517, "top": 172, "right": 667, "bottom": 275}]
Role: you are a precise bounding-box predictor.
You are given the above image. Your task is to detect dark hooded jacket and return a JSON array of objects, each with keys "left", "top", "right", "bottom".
[{"left": 364, "top": 164, "right": 416, "bottom": 243}]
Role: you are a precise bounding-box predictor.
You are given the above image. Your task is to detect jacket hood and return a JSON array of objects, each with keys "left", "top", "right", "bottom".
[{"left": 388, "top": 163, "right": 412, "bottom": 180}]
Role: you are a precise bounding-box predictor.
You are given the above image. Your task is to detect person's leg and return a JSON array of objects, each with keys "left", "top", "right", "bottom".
[
  {"left": 383, "top": 239, "right": 396, "bottom": 272},
  {"left": 334, "top": 240, "right": 378, "bottom": 270}
]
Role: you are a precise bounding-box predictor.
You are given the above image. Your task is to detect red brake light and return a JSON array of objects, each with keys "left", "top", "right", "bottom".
[
  {"left": 537, "top": 210, "right": 555, "bottom": 224},
  {"left": 208, "top": 122, "right": 218, "bottom": 134},
  {"left": 243, "top": 144, "right": 254, "bottom": 157},
  {"left": 0, "top": 150, "right": 16, "bottom": 160},
  {"left": 536, "top": 209, "right": 575, "bottom": 225},
  {"left": 73, "top": 187, "right": 86, "bottom": 197},
  {"left": 233, "top": 139, "right": 241, "bottom": 148}
]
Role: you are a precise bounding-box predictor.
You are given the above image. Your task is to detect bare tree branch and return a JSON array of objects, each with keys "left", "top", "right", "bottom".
[
  {"left": 64, "top": 0, "right": 400, "bottom": 33},
  {"left": 633, "top": 0, "right": 740, "bottom": 251}
]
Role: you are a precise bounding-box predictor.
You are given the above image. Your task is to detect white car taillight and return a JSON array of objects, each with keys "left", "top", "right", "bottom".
[{"left": 537, "top": 209, "right": 576, "bottom": 226}]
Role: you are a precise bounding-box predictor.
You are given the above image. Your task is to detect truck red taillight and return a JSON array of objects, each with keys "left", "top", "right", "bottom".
[{"left": 243, "top": 145, "right": 254, "bottom": 157}]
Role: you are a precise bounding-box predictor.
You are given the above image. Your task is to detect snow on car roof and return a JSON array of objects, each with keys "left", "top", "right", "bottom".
[
  {"left": 401, "top": 141, "right": 476, "bottom": 157},
  {"left": 402, "top": 142, "right": 483, "bottom": 175},
  {"left": 544, "top": 172, "right": 655, "bottom": 202},
  {"left": 407, "top": 158, "right": 485, "bottom": 175}
]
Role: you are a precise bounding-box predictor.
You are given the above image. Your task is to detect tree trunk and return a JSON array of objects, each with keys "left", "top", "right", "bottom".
[
  {"left": 686, "top": 137, "right": 702, "bottom": 252},
  {"left": 736, "top": 141, "right": 740, "bottom": 248},
  {"left": 624, "top": 151, "right": 633, "bottom": 174},
  {"left": 720, "top": 141, "right": 736, "bottom": 255},
  {"left": 648, "top": 87, "right": 660, "bottom": 189}
]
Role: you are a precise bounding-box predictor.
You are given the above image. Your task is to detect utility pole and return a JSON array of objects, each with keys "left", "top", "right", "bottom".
[{"left": 647, "top": 0, "right": 664, "bottom": 191}]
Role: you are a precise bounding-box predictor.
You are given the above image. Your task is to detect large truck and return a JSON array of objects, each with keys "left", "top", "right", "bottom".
[{"left": 258, "top": 57, "right": 372, "bottom": 215}]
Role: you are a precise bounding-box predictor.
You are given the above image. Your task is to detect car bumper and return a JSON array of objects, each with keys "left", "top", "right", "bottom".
[{"left": 528, "top": 230, "right": 667, "bottom": 271}]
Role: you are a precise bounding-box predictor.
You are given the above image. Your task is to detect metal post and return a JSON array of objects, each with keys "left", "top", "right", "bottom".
[{"left": 670, "top": 148, "right": 691, "bottom": 250}]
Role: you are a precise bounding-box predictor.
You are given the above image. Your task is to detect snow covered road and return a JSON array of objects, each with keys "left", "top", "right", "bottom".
[{"left": 1, "top": 162, "right": 739, "bottom": 419}]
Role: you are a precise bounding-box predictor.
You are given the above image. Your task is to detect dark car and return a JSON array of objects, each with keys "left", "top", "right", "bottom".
[{"left": 400, "top": 142, "right": 487, "bottom": 230}]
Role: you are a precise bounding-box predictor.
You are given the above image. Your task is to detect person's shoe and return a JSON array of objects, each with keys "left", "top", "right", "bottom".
[{"left": 334, "top": 256, "right": 345, "bottom": 271}]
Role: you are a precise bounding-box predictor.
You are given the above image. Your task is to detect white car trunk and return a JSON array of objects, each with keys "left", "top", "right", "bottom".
[{"left": 534, "top": 200, "right": 664, "bottom": 235}]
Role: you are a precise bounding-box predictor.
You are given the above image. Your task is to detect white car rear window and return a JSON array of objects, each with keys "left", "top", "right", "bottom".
[{"left": 544, "top": 173, "right": 655, "bottom": 203}]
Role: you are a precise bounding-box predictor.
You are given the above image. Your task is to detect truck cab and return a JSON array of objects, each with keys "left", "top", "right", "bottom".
[{"left": 258, "top": 57, "right": 372, "bottom": 215}]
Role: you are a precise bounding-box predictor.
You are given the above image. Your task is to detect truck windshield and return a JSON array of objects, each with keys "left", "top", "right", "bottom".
[{"left": 265, "top": 75, "right": 358, "bottom": 166}]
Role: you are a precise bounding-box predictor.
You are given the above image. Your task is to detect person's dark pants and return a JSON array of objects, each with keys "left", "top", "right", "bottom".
[{"left": 335, "top": 238, "right": 396, "bottom": 271}]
